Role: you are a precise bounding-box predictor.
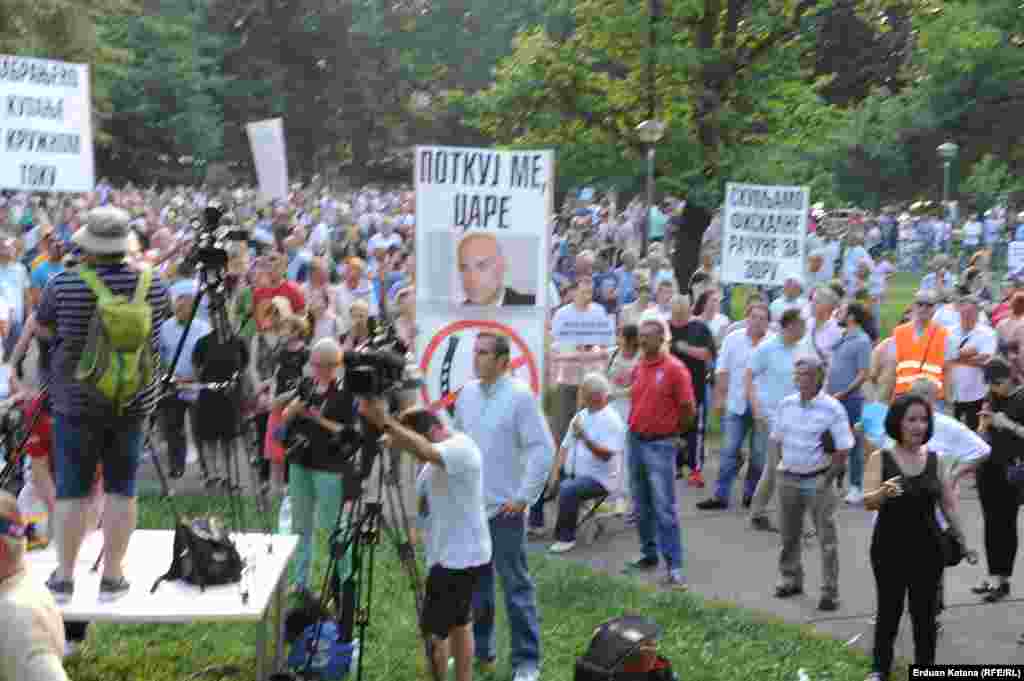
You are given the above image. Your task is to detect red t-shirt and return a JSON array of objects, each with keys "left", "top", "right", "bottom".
[
  {"left": 628, "top": 352, "right": 695, "bottom": 436},
  {"left": 992, "top": 301, "right": 1011, "bottom": 327},
  {"left": 253, "top": 281, "right": 306, "bottom": 317}
]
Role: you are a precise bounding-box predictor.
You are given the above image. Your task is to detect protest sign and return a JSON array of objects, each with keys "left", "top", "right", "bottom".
[
  {"left": 1008, "top": 241, "right": 1024, "bottom": 275},
  {"left": 720, "top": 183, "right": 809, "bottom": 287},
  {"left": 552, "top": 306, "right": 615, "bottom": 346},
  {"left": 245, "top": 118, "right": 288, "bottom": 201},
  {"left": 0, "top": 55, "right": 93, "bottom": 192},
  {"left": 415, "top": 145, "right": 553, "bottom": 407}
]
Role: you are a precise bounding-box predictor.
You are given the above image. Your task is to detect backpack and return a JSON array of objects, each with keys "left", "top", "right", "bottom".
[
  {"left": 74, "top": 266, "right": 155, "bottom": 415},
  {"left": 574, "top": 615, "right": 678, "bottom": 681},
  {"left": 150, "top": 516, "right": 244, "bottom": 593}
]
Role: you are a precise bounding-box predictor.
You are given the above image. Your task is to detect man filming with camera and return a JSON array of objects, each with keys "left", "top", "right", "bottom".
[
  {"left": 280, "top": 337, "right": 367, "bottom": 593},
  {"left": 359, "top": 400, "right": 491, "bottom": 681}
]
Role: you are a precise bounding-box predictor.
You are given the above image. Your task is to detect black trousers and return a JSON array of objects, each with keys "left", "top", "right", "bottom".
[
  {"left": 978, "top": 462, "right": 1021, "bottom": 577},
  {"left": 871, "top": 556, "right": 941, "bottom": 677},
  {"left": 954, "top": 399, "right": 984, "bottom": 432}
]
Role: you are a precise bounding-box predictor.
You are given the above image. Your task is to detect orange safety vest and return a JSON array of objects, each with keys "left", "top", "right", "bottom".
[{"left": 892, "top": 322, "right": 947, "bottom": 397}]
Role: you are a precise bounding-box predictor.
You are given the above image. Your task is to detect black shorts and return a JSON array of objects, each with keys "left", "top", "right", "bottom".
[{"left": 422, "top": 562, "right": 491, "bottom": 638}]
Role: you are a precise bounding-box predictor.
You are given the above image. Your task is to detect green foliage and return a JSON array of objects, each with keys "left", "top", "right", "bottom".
[{"left": 963, "top": 153, "right": 1024, "bottom": 211}]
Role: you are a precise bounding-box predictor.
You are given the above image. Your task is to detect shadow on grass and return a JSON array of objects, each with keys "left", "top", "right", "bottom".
[{"left": 62, "top": 493, "right": 890, "bottom": 681}]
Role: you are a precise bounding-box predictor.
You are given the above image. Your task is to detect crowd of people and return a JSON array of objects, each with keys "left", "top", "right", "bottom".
[{"left": 0, "top": 181, "right": 1023, "bottom": 681}]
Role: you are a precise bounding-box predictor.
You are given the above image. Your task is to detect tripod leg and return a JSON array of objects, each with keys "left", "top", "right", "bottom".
[{"left": 144, "top": 416, "right": 172, "bottom": 498}]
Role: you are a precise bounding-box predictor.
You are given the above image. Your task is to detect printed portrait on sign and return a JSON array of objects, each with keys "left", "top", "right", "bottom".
[{"left": 456, "top": 231, "right": 537, "bottom": 307}]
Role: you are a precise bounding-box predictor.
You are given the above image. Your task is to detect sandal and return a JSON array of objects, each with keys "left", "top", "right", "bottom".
[{"left": 971, "top": 579, "right": 993, "bottom": 594}]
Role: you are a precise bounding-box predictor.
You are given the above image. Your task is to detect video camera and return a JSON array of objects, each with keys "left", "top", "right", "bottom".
[
  {"left": 186, "top": 204, "right": 250, "bottom": 270},
  {"left": 343, "top": 349, "right": 414, "bottom": 399}
]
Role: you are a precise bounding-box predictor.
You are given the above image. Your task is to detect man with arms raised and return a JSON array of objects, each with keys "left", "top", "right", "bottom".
[
  {"left": 359, "top": 403, "right": 491, "bottom": 681},
  {"left": 454, "top": 332, "right": 554, "bottom": 681},
  {"left": 458, "top": 232, "right": 536, "bottom": 306}
]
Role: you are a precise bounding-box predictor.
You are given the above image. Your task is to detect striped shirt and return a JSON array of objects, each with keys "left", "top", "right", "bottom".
[
  {"left": 770, "top": 391, "right": 855, "bottom": 475},
  {"left": 36, "top": 262, "right": 171, "bottom": 418}
]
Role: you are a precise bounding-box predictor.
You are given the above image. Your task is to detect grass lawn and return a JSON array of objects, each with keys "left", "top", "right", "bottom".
[
  {"left": 63, "top": 495, "right": 879, "bottom": 681},
  {"left": 63, "top": 275, "right": 927, "bottom": 681}
]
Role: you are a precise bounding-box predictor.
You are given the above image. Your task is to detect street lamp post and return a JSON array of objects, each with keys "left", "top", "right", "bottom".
[
  {"left": 636, "top": 119, "right": 666, "bottom": 258},
  {"left": 937, "top": 141, "right": 960, "bottom": 207}
]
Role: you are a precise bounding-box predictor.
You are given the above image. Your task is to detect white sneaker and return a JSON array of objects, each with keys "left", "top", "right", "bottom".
[
  {"left": 845, "top": 486, "right": 864, "bottom": 505},
  {"left": 512, "top": 668, "right": 540, "bottom": 681},
  {"left": 549, "top": 541, "right": 576, "bottom": 554}
]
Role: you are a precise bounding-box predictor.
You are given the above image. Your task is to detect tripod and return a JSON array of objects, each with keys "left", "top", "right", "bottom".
[{"left": 288, "top": 442, "right": 441, "bottom": 681}]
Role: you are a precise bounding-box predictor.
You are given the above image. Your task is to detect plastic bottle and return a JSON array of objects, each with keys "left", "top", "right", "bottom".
[{"left": 278, "top": 496, "right": 292, "bottom": 535}]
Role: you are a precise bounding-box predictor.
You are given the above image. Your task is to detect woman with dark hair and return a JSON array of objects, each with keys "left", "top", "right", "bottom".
[
  {"left": 607, "top": 323, "right": 641, "bottom": 511},
  {"left": 971, "top": 357, "right": 1024, "bottom": 602},
  {"left": 862, "top": 393, "right": 971, "bottom": 681},
  {"left": 694, "top": 288, "right": 730, "bottom": 346}
]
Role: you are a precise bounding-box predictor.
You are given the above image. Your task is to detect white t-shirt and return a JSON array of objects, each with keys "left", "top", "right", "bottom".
[
  {"left": 950, "top": 324, "right": 998, "bottom": 403},
  {"left": 718, "top": 329, "right": 776, "bottom": 416},
  {"left": 416, "top": 432, "right": 492, "bottom": 570},
  {"left": 560, "top": 404, "right": 626, "bottom": 491}
]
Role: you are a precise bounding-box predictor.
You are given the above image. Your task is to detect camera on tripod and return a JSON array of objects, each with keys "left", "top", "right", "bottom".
[
  {"left": 343, "top": 349, "right": 417, "bottom": 399},
  {"left": 186, "top": 204, "right": 250, "bottom": 270}
]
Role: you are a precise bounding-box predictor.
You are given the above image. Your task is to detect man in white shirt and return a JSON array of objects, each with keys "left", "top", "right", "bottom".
[
  {"left": 548, "top": 373, "right": 625, "bottom": 553},
  {"left": 453, "top": 332, "right": 554, "bottom": 681},
  {"left": 950, "top": 295, "right": 998, "bottom": 431},
  {"left": 0, "top": 491, "right": 69, "bottom": 681},
  {"left": 962, "top": 214, "right": 983, "bottom": 268},
  {"left": 768, "top": 276, "right": 806, "bottom": 326},
  {"left": 359, "top": 403, "right": 491, "bottom": 681},
  {"left": 697, "top": 300, "right": 775, "bottom": 510},
  {"left": 804, "top": 287, "right": 843, "bottom": 365},
  {"left": 771, "top": 357, "right": 855, "bottom": 611}
]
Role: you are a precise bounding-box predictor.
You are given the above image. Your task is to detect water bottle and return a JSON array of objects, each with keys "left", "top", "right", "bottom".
[{"left": 278, "top": 496, "right": 292, "bottom": 535}]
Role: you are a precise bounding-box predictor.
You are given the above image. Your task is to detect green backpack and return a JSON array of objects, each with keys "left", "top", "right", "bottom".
[{"left": 74, "top": 266, "right": 156, "bottom": 415}]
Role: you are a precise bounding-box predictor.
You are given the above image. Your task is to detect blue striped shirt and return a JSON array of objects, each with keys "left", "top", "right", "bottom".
[{"left": 36, "top": 263, "right": 171, "bottom": 418}]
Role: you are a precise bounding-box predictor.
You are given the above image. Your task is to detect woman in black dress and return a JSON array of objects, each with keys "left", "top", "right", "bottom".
[{"left": 862, "top": 393, "right": 972, "bottom": 681}]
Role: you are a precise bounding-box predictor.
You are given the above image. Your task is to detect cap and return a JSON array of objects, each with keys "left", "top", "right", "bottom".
[{"left": 914, "top": 289, "right": 939, "bottom": 305}]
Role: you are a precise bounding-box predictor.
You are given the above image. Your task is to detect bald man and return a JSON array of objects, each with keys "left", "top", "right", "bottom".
[{"left": 458, "top": 232, "right": 536, "bottom": 306}]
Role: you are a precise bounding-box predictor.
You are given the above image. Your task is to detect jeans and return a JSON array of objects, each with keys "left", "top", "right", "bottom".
[
  {"left": 554, "top": 475, "right": 607, "bottom": 542},
  {"left": 2, "top": 318, "right": 22, "bottom": 361},
  {"left": 628, "top": 434, "right": 685, "bottom": 570},
  {"left": 532, "top": 384, "right": 580, "bottom": 528},
  {"left": 839, "top": 396, "right": 864, "bottom": 489},
  {"left": 158, "top": 394, "right": 193, "bottom": 470},
  {"left": 473, "top": 514, "right": 541, "bottom": 672},
  {"left": 715, "top": 411, "right": 768, "bottom": 505},
  {"left": 288, "top": 462, "right": 348, "bottom": 589},
  {"left": 53, "top": 413, "right": 145, "bottom": 498},
  {"left": 685, "top": 402, "right": 706, "bottom": 472}
]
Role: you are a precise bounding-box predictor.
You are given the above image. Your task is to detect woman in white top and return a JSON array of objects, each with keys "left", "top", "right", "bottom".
[
  {"left": 694, "top": 287, "right": 731, "bottom": 347},
  {"left": 606, "top": 323, "right": 640, "bottom": 512}
]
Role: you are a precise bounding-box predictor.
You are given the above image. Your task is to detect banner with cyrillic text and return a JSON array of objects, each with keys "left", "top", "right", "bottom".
[
  {"left": 720, "top": 182, "right": 809, "bottom": 287},
  {"left": 0, "top": 56, "right": 93, "bottom": 192},
  {"left": 414, "top": 145, "right": 553, "bottom": 409}
]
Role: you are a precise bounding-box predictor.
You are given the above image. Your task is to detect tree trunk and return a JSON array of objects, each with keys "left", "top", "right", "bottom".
[{"left": 673, "top": 203, "right": 713, "bottom": 295}]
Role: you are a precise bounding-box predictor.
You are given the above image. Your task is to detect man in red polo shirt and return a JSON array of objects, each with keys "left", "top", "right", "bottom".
[{"left": 625, "top": 311, "right": 695, "bottom": 589}]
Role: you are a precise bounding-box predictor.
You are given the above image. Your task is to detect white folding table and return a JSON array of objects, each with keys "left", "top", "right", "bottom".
[{"left": 26, "top": 529, "right": 299, "bottom": 681}]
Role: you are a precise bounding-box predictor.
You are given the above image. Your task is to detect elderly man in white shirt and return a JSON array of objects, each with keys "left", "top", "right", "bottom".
[
  {"left": 771, "top": 356, "right": 855, "bottom": 612},
  {"left": 548, "top": 373, "right": 625, "bottom": 554},
  {"left": 950, "top": 295, "right": 998, "bottom": 431}
]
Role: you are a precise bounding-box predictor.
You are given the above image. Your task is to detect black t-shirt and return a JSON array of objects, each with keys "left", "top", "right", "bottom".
[
  {"left": 289, "top": 378, "right": 355, "bottom": 473},
  {"left": 669, "top": 319, "right": 715, "bottom": 404},
  {"left": 987, "top": 388, "right": 1024, "bottom": 467},
  {"left": 276, "top": 346, "right": 309, "bottom": 396},
  {"left": 193, "top": 333, "right": 250, "bottom": 441}
]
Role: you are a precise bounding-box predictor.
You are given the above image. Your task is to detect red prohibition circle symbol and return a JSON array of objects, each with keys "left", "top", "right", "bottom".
[{"left": 419, "top": 319, "right": 541, "bottom": 411}]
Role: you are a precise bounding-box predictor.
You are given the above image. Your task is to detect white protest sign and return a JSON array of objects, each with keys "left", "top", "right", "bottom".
[
  {"left": 0, "top": 56, "right": 93, "bottom": 192},
  {"left": 415, "top": 145, "right": 553, "bottom": 409},
  {"left": 1009, "top": 242, "right": 1024, "bottom": 275},
  {"left": 552, "top": 306, "right": 615, "bottom": 346},
  {"left": 245, "top": 118, "right": 288, "bottom": 201},
  {"left": 720, "top": 183, "right": 809, "bottom": 287}
]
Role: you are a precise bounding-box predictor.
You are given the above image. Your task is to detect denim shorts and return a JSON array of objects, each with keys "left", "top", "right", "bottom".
[{"left": 53, "top": 413, "right": 145, "bottom": 499}]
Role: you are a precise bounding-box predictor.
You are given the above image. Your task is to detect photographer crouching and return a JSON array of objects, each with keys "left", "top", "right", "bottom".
[
  {"left": 359, "top": 399, "right": 491, "bottom": 681},
  {"left": 279, "top": 338, "right": 363, "bottom": 593}
]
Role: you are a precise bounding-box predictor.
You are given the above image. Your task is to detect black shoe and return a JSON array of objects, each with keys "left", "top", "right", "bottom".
[
  {"left": 775, "top": 584, "right": 804, "bottom": 598},
  {"left": 817, "top": 595, "right": 840, "bottom": 611},
  {"left": 742, "top": 495, "right": 752, "bottom": 509},
  {"left": 696, "top": 498, "right": 728, "bottom": 511},
  {"left": 750, "top": 516, "right": 779, "bottom": 532},
  {"left": 46, "top": 571, "right": 74, "bottom": 604},
  {"left": 972, "top": 579, "right": 994, "bottom": 594},
  {"left": 984, "top": 582, "right": 1010, "bottom": 603},
  {"left": 624, "top": 555, "right": 658, "bottom": 571},
  {"left": 99, "top": 576, "right": 131, "bottom": 602},
  {"left": 169, "top": 466, "right": 185, "bottom": 479}
]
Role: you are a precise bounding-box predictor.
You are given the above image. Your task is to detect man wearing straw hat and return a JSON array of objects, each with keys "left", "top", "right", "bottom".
[{"left": 35, "top": 206, "right": 171, "bottom": 604}]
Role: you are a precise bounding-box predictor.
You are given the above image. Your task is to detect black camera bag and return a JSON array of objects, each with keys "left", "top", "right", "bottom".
[
  {"left": 151, "top": 516, "right": 244, "bottom": 593},
  {"left": 573, "top": 615, "right": 678, "bottom": 681}
]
